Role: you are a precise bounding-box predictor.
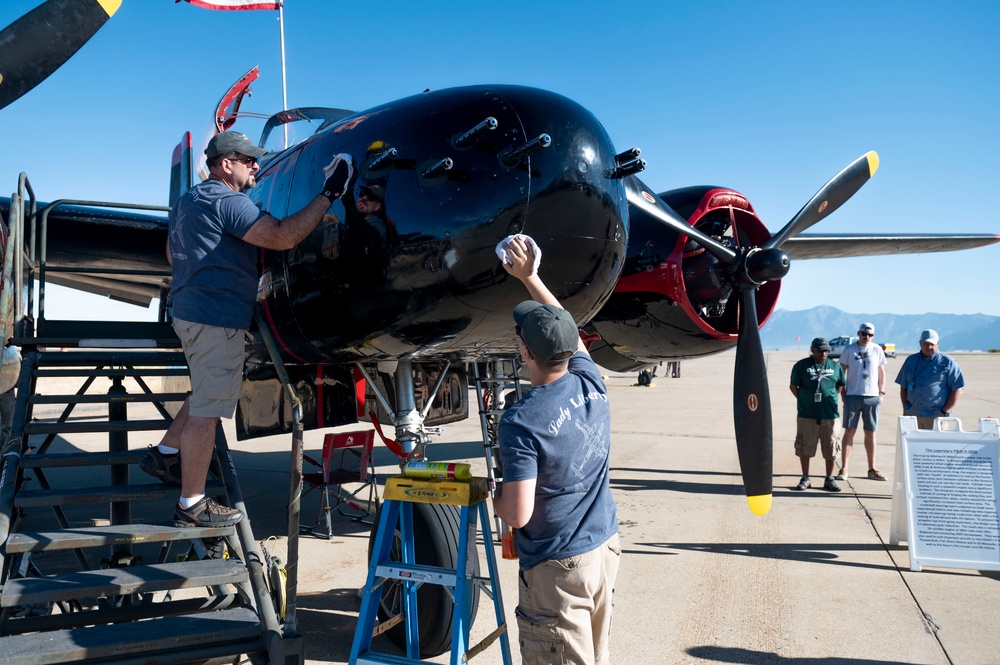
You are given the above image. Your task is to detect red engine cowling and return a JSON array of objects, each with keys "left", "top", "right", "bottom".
[{"left": 586, "top": 184, "right": 780, "bottom": 370}]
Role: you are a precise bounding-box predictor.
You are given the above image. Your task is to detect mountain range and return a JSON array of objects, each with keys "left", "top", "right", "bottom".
[{"left": 760, "top": 306, "right": 1000, "bottom": 353}]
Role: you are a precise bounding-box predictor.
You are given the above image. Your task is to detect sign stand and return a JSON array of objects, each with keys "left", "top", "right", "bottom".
[{"left": 890, "top": 416, "right": 1000, "bottom": 572}]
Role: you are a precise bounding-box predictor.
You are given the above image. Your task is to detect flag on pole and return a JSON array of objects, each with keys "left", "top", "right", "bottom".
[{"left": 176, "top": 0, "right": 281, "bottom": 10}]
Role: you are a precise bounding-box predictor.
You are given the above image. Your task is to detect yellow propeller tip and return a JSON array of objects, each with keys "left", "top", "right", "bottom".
[
  {"left": 97, "top": 0, "right": 123, "bottom": 17},
  {"left": 866, "top": 150, "right": 879, "bottom": 176},
  {"left": 747, "top": 494, "right": 772, "bottom": 515}
]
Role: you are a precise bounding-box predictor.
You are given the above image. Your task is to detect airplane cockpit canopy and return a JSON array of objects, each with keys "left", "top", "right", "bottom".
[{"left": 258, "top": 107, "right": 355, "bottom": 166}]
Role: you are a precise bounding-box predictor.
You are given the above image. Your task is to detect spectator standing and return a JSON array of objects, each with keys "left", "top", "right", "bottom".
[
  {"left": 789, "top": 338, "right": 846, "bottom": 492},
  {"left": 895, "top": 329, "right": 965, "bottom": 430},
  {"left": 839, "top": 322, "right": 887, "bottom": 481}
]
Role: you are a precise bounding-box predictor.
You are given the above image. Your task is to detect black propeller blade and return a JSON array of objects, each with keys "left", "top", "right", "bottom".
[
  {"left": 733, "top": 286, "right": 772, "bottom": 515},
  {"left": 764, "top": 151, "right": 879, "bottom": 251},
  {"left": 0, "top": 0, "right": 121, "bottom": 111}
]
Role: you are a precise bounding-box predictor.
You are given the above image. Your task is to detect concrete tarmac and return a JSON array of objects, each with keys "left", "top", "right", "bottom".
[{"left": 22, "top": 350, "right": 1000, "bottom": 664}]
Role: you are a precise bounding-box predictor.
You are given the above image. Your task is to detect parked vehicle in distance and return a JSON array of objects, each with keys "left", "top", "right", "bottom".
[
  {"left": 881, "top": 342, "right": 896, "bottom": 358},
  {"left": 828, "top": 335, "right": 857, "bottom": 359}
]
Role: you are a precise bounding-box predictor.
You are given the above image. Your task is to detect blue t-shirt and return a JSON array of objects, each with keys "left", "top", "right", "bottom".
[
  {"left": 169, "top": 179, "right": 267, "bottom": 329},
  {"left": 498, "top": 352, "right": 618, "bottom": 570},
  {"left": 895, "top": 351, "right": 965, "bottom": 417}
]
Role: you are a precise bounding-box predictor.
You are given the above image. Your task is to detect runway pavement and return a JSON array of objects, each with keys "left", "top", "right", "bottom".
[{"left": 24, "top": 350, "right": 1000, "bottom": 664}]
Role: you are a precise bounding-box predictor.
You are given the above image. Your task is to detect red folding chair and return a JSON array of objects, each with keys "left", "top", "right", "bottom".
[{"left": 301, "top": 429, "right": 380, "bottom": 538}]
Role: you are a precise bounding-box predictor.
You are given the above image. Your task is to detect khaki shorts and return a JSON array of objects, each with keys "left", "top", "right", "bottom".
[
  {"left": 515, "top": 532, "right": 621, "bottom": 665},
  {"left": 173, "top": 318, "right": 246, "bottom": 419},
  {"left": 794, "top": 417, "right": 841, "bottom": 460}
]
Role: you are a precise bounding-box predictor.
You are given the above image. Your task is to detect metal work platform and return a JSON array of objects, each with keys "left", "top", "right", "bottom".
[
  {"left": 0, "top": 178, "right": 296, "bottom": 664},
  {"left": 0, "top": 342, "right": 292, "bottom": 665}
]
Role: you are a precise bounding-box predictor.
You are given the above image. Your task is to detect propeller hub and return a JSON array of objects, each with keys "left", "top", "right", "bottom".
[{"left": 743, "top": 247, "right": 790, "bottom": 285}]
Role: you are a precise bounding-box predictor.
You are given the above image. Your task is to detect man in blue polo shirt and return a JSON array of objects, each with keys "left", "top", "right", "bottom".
[{"left": 896, "top": 329, "right": 965, "bottom": 430}]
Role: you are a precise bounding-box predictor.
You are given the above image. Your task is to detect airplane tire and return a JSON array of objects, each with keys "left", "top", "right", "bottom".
[{"left": 367, "top": 501, "right": 480, "bottom": 657}]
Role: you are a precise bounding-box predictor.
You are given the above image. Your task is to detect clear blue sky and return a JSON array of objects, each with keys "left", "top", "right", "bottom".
[{"left": 2, "top": 0, "right": 998, "bottom": 320}]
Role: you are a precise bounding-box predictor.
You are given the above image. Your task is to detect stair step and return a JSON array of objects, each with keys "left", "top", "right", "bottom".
[
  {"left": 13, "top": 480, "right": 227, "bottom": 507},
  {"left": 32, "top": 349, "right": 188, "bottom": 366},
  {"left": 0, "top": 607, "right": 263, "bottom": 665},
  {"left": 33, "top": 367, "right": 190, "bottom": 379},
  {"left": 30, "top": 392, "right": 190, "bottom": 405},
  {"left": 24, "top": 419, "right": 170, "bottom": 435},
  {"left": 19, "top": 449, "right": 147, "bottom": 469},
  {"left": 1, "top": 558, "right": 248, "bottom": 606},
  {"left": 6, "top": 521, "right": 235, "bottom": 554}
]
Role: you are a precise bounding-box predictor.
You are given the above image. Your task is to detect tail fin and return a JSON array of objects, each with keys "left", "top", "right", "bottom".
[{"left": 169, "top": 131, "right": 193, "bottom": 207}]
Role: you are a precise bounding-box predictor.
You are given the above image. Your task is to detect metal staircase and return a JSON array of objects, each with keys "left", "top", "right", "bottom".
[{"left": 0, "top": 177, "right": 295, "bottom": 664}]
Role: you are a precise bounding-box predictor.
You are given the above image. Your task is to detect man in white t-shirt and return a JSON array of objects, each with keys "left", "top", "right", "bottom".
[{"left": 839, "top": 322, "right": 888, "bottom": 481}]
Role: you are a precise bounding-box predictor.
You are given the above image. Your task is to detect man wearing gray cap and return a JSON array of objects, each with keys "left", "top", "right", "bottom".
[
  {"left": 141, "top": 131, "right": 354, "bottom": 527},
  {"left": 838, "top": 321, "right": 888, "bottom": 481},
  {"left": 494, "top": 235, "right": 620, "bottom": 665},
  {"left": 895, "top": 329, "right": 965, "bottom": 430},
  {"left": 789, "top": 338, "right": 846, "bottom": 492}
]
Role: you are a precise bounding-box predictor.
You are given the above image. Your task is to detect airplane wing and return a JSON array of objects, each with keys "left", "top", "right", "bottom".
[
  {"left": 783, "top": 233, "right": 1000, "bottom": 260},
  {"left": 0, "top": 197, "right": 169, "bottom": 307}
]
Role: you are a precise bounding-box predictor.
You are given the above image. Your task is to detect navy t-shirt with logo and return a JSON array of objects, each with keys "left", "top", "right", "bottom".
[{"left": 499, "top": 352, "right": 618, "bottom": 570}]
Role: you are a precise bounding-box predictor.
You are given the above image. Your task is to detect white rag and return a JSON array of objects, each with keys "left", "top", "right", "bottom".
[
  {"left": 322, "top": 153, "right": 354, "bottom": 183},
  {"left": 495, "top": 234, "right": 541, "bottom": 275}
]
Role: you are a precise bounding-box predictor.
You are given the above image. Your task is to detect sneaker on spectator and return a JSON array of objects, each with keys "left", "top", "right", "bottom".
[
  {"left": 793, "top": 476, "right": 811, "bottom": 491},
  {"left": 823, "top": 476, "right": 842, "bottom": 492},
  {"left": 174, "top": 497, "right": 243, "bottom": 527},
  {"left": 140, "top": 445, "right": 182, "bottom": 486}
]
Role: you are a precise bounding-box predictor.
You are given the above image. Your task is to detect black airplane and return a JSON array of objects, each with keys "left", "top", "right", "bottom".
[
  {"left": 1, "top": 0, "right": 998, "bottom": 517},
  {"left": 3, "top": 1, "right": 999, "bottom": 657}
]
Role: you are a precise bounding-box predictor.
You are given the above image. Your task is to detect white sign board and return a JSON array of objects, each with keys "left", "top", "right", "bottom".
[{"left": 889, "top": 416, "right": 1000, "bottom": 572}]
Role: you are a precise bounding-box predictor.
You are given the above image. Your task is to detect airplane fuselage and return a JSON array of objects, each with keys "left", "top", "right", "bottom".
[{"left": 249, "top": 85, "right": 628, "bottom": 363}]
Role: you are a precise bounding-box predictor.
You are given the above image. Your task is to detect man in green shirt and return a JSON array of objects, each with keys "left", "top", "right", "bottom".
[{"left": 789, "top": 338, "right": 847, "bottom": 492}]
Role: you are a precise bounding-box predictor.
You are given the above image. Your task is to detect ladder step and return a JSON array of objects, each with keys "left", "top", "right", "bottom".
[
  {"left": 1, "top": 558, "right": 249, "bottom": 607},
  {"left": 356, "top": 651, "right": 429, "bottom": 665},
  {"left": 0, "top": 607, "right": 263, "bottom": 665},
  {"left": 30, "top": 392, "right": 190, "bottom": 405},
  {"left": 6, "top": 521, "right": 235, "bottom": 554},
  {"left": 13, "top": 480, "right": 227, "bottom": 507},
  {"left": 24, "top": 419, "right": 170, "bottom": 435},
  {"left": 374, "top": 561, "right": 458, "bottom": 587}
]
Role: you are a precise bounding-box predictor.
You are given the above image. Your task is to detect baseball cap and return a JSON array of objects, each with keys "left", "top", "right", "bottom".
[
  {"left": 811, "top": 337, "right": 831, "bottom": 351},
  {"left": 513, "top": 301, "right": 579, "bottom": 363},
  {"left": 858, "top": 322, "right": 875, "bottom": 334},
  {"left": 205, "top": 131, "right": 267, "bottom": 159},
  {"left": 920, "top": 329, "right": 939, "bottom": 344}
]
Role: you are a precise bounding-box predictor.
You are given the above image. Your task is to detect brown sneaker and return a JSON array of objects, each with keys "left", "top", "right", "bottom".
[
  {"left": 867, "top": 468, "right": 887, "bottom": 481},
  {"left": 140, "top": 446, "right": 182, "bottom": 486},
  {"left": 174, "top": 497, "right": 243, "bottom": 527}
]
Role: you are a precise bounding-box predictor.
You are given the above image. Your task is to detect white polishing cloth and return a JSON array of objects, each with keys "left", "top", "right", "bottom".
[{"left": 495, "top": 234, "right": 541, "bottom": 275}]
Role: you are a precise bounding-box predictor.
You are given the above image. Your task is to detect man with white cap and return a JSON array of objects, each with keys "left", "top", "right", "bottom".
[
  {"left": 839, "top": 322, "right": 888, "bottom": 481},
  {"left": 895, "top": 329, "right": 965, "bottom": 430}
]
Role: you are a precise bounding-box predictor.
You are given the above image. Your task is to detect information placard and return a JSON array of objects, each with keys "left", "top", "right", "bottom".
[{"left": 889, "top": 417, "right": 1000, "bottom": 572}]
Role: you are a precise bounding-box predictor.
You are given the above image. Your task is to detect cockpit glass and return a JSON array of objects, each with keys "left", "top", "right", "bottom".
[{"left": 258, "top": 107, "right": 356, "bottom": 158}]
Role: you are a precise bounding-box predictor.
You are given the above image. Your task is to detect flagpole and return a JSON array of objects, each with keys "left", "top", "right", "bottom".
[{"left": 278, "top": 0, "right": 288, "bottom": 149}]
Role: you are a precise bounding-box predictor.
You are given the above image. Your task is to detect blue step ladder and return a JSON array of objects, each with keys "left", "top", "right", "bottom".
[{"left": 349, "top": 476, "right": 513, "bottom": 665}]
